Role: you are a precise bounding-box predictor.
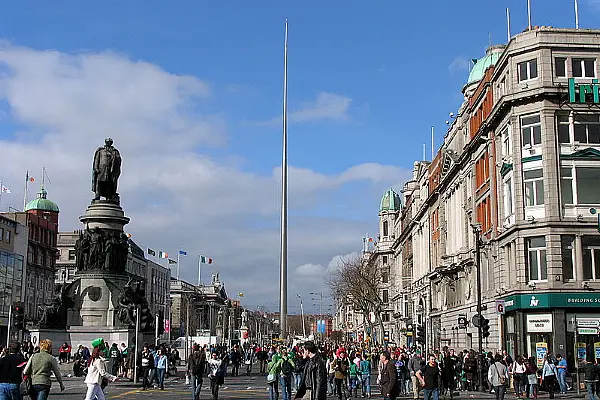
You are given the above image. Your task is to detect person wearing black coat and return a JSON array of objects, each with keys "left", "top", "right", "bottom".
[
  {"left": 295, "top": 342, "right": 327, "bottom": 400},
  {"left": 380, "top": 351, "right": 399, "bottom": 400}
]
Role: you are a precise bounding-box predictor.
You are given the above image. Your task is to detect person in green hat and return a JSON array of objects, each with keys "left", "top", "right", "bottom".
[{"left": 83, "top": 338, "right": 118, "bottom": 400}]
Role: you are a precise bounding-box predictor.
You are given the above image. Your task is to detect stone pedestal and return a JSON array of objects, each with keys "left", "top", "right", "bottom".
[
  {"left": 69, "top": 273, "right": 131, "bottom": 327},
  {"left": 80, "top": 200, "right": 129, "bottom": 230}
]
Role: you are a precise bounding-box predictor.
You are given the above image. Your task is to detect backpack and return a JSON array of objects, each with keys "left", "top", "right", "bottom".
[{"left": 281, "top": 358, "right": 293, "bottom": 376}]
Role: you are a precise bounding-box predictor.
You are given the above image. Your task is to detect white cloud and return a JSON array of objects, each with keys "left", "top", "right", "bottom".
[
  {"left": 448, "top": 57, "right": 471, "bottom": 74},
  {"left": 256, "top": 91, "right": 352, "bottom": 127},
  {"left": 0, "top": 43, "right": 407, "bottom": 313}
]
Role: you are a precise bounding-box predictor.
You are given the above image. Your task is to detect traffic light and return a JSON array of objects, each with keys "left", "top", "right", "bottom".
[
  {"left": 481, "top": 317, "right": 490, "bottom": 338},
  {"left": 416, "top": 323, "right": 426, "bottom": 344},
  {"left": 139, "top": 307, "right": 154, "bottom": 332},
  {"left": 13, "top": 304, "right": 25, "bottom": 330}
]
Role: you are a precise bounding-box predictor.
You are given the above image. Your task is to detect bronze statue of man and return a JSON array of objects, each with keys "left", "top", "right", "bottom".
[{"left": 92, "top": 138, "right": 122, "bottom": 202}]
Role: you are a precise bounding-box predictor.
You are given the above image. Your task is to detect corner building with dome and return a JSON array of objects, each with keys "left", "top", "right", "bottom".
[
  {"left": 3, "top": 187, "right": 60, "bottom": 321},
  {"left": 344, "top": 27, "right": 600, "bottom": 364}
]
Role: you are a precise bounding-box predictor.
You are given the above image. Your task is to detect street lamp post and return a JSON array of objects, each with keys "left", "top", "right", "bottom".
[
  {"left": 296, "top": 294, "right": 306, "bottom": 338},
  {"left": 472, "top": 223, "right": 484, "bottom": 391}
]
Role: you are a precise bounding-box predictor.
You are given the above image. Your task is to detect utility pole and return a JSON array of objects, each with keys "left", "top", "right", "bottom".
[
  {"left": 133, "top": 307, "right": 140, "bottom": 384},
  {"left": 186, "top": 293, "right": 191, "bottom": 361},
  {"left": 6, "top": 304, "right": 12, "bottom": 347},
  {"left": 573, "top": 315, "right": 581, "bottom": 395},
  {"left": 472, "top": 224, "right": 484, "bottom": 391}
]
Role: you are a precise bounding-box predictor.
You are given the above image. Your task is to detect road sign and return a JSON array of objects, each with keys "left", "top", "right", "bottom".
[
  {"left": 496, "top": 300, "right": 506, "bottom": 315},
  {"left": 578, "top": 319, "right": 600, "bottom": 328},
  {"left": 458, "top": 316, "right": 468, "bottom": 328},
  {"left": 578, "top": 327, "right": 599, "bottom": 335},
  {"left": 471, "top": 314, "right": 481, "bottom": 327}
]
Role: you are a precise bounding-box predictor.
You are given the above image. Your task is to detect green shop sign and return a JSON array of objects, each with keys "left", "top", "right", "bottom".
[
  {"left": 503, "top": 292, "right": 600, "bottom": 311},
  {"left": 569, "top": 78, "right": 600, "bottom": 104}
]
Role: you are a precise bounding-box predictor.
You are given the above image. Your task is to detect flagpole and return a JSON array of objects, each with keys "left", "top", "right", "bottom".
[
  {"left": 574, "top": 0, "right": 579, "bottom": 29},
  {"left": 0, "top": 180, "right": 3, "bottom": 208},
  {"left": 278, "top": 18, "right": 289, "bottom": 339},
  {"left": 200, "top": 257, "right": 203, "bottom": 286},
  {"left": 177, "top": 252, "right": 180, "bottom": 281},
  {"left": 527, "top": 0, "right": 532, "bottom": 30},
  {"left": 23, "top": 171, "right": 29, "bottom": 211}
]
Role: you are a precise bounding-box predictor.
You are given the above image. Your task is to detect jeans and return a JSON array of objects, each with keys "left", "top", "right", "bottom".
[
  {"left": 210, "top": 376, "right": 220, "bottom": 400},
  {"left": 280, "top": 375, "right": 293, "bottom": 400},
  {"left": 0, "top": 383, "right": 20, "bottom": 400},
  {"left": 557, "top": 371, "right": 567, "bottom": 393},
  {"left": 360, "top": 374, "right": 371, "bottom": 396},
  {"left": 423, "top": 387, "right": 440, "bottom": 400},
  {"left": 494, "top": 384, "right": 506, "bottom": 400},
  {"left": 295, "top": 372, "right": 302, "bottom": 390},
  {"left": 586, "top": 382, "right": 599, "bottom": 400},
  {"left": 269, "top": 380, "right": 279, "bottom": 400},
  {"left": 544, "top": 375, "right": 556, "bottom": 398},
  {"left": 30, "top": 384, "right": 51, "bottom": 400},
  {"left": 157, "top": 368, "right": 165, "bottom": 388},
  {"left": 335, "top": 378, "right": 346, "bottom": 400},
  {"left": 191, "top": 373, "right": 203, "bottom": 399},
  {"left": 84, "top": 383, "right": 105, "bottom": 400}
]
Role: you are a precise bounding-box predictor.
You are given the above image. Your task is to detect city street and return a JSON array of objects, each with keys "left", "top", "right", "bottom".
[{"left": 47, "top": 371, "right": 589, "bottom": 399}]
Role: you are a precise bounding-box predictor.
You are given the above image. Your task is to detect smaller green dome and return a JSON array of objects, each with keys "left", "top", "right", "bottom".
[
  {"left": 466, "top": 45, "right": 505, "bottom": 86},
  {"left": 25, "top": 187, "right": 59, "bottom": 212},
  {"left": 380, "top": 188, "right": 401, "bottom": 212}
]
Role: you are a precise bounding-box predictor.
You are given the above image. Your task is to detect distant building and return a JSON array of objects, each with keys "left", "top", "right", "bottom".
[
  {"left": 0, "top": 215, "right": 27, "bottom": 342},
  {"left": 2, "top": 187, "right": 60, "bottom": 320}
]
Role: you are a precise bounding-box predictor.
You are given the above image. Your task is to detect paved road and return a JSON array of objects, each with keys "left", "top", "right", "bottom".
[{"left": 47, "top": 371, "right": 588, "bottom": 399}]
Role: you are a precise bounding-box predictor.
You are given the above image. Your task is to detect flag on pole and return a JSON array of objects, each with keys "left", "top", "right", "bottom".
[
  {"left": 168, "top": 259, "right": 177, "bottom": 264},
  {"left": 179, "top": 250, "right": 187, "bottom": 256},
  {"left": 200, "top": 255, "right": 213, "bottom": 264},
  {"left": 1, "top": 186, "right": 11, "bottom": 194},
  {"left": 147, "top": 248, "right": 156, "bottom": 257},
  {"left": 25, "top": 171, "right": 35, "bottom": 183},
  {"left": 159, "top": 251, "right": 169, "bottom": 259}
]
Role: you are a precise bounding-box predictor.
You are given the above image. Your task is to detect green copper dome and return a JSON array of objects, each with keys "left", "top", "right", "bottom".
[
  {"left": 466, "top": 45, "right": 505, "bottom": 85},
  {"left": 25, "top": 187, "right": 59, "bottom": 212},
  {"left": 380, "top": 188, "right": 401, "bottom": 212}
]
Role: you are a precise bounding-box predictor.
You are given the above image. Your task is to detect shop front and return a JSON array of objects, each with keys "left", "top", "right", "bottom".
[{"left": 501, "top": 292, "right": 600, "bottom": 368}]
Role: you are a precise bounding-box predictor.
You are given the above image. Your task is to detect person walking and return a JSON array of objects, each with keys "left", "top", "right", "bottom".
[
  {"left": 268, "top": 352, "right": 282, "bottom": 400},
  {"left": 187, "top": 344, "right": 207, "bottom": 400},
  {"left": 359, "top": 353, "right": 371, "bottom": 398},
  {"left": 416, "top": 354, "right": 441, "bottom": 400},
  {"left": 154, "top": 348, "right": 168, "bottom": 390},
  {"left": 83, "top": 338, "right": 118, "bottom": 400},
  {"left": 379, "top": 351, "right": 398, "bottom": 400},
  {"left": 0, "top": 342, "right": 26, "bottom": 400},
  {"left": 139, "top": 344, "right": 154, "bottom": 390},
  {"left": 540, "top": 354, "right": 558, "bottom": 399},
  {"left": 488, "top": 354, "right": 509, "bottom": 400},
  {"left": 22, "top": 339, "right": 64, "bottom": 400},
  {"left": 278, "top": 348, "right": 296, "bottom": 400},
  {"left": 294, "top": 341, "right": 327, "bottom": 400},
  {"left": 207, "top": 352, "right": 225, "bottom": 400}
]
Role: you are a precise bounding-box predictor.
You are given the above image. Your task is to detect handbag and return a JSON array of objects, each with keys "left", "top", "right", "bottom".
[
  {"left": 20, "top": 375, "right": 32, "bottom": 397},
  {"left": 267, "top": 373, "right": 277, "bottom": 383}
]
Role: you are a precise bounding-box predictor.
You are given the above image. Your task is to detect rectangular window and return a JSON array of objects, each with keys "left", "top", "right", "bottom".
[
  {"left": 501, "top": 125, "right": 511, "bottom": 157},
  {"left": 381, "top": 313, "right": 390, "bottom": 323},
  {"left": 583, "top": 236, "right": 600, "bottom": 280},
  {"left": 382, "top": 289, "right": 389, "bottom": 303},
  {"left": 521, "top": 114, "right": 542, "bottom": 147},
  {"left": 574, "top": 114, "right": 600, "bottom": 144},
  {"left": 561, "top": 235, "right": 575, "bottom": 281},
  {"left": 560, "top": 167, "right": 573, "bottom": 205},
  {"left": 68, "top": 250, "right": 76, "bottom": 261},
  {"left": 382, "top": 255, "right": 388, "bottom": 265},
  {"left": 524, "top": 169, "right": 544, "bottom": 206},
  {"left": 555, "top": 57, "right": 567, "bottom": 77},
  {"left": 572, "top": 58, "right": 596, "bottom": 78},
  {"left": 526, "top": 236, "right": 547, "bottom": 281},
  {"left": 518, "top": 59, "right": 538, "bottom": 82},
  {"left": 382, "top": 270, "right": 389, "bottom": 284},
  {"left": 576, "top": 167, "right": 600, "bottom": 204},
  {"left": 0, "top": 228, "right": 3, "bottom": 242},
  {"left": 557, "top": 114, "right": 570, "bottom": 144},
  {"left": 504, "top": 176, "right": 514, "bottom": 217},
  {"left": 3, "top": 230, "right": 9, "bottom": 244},
  {"left": 382, "top": 221, "right": 389, "bottom": 237}
]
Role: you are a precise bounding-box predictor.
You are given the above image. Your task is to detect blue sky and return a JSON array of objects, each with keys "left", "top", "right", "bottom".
[{"left": 0, "top": 0, "right": 596, "bottom": 313}]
